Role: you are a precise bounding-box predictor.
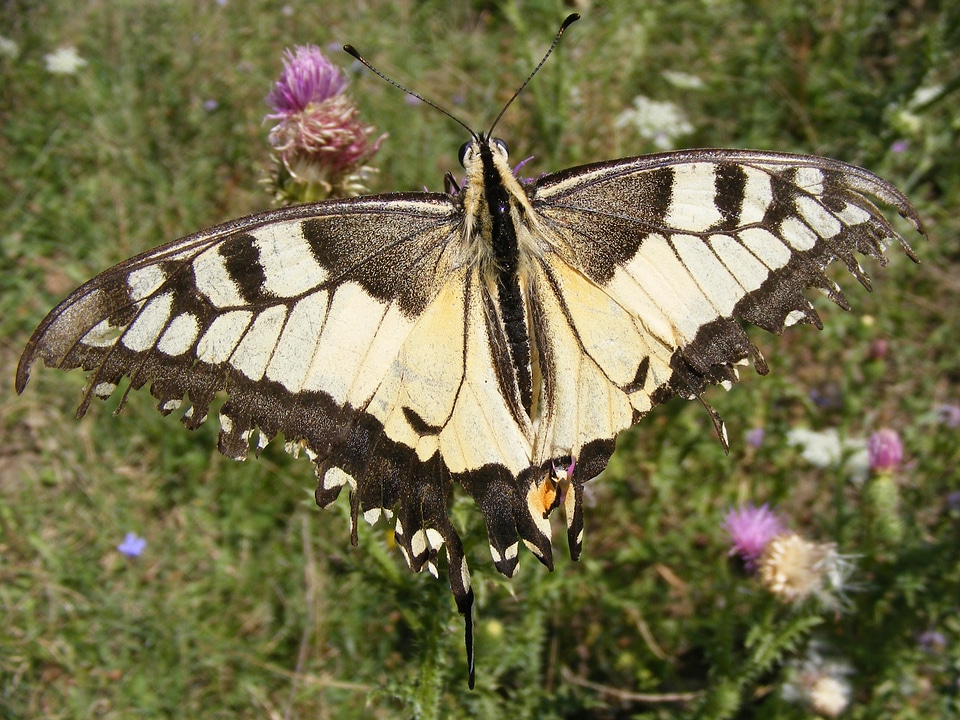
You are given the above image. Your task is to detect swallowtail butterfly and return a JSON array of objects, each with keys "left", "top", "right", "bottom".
[{"left": 16, "top": 14, "right": 923, "bottom": 686}]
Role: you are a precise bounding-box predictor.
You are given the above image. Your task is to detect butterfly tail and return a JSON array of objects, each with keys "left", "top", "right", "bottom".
[{"left": 438, "top": 523, "right": 476, "bottom": 688}]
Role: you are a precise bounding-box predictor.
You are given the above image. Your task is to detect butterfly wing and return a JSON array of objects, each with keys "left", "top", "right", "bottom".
[
  {"left": 16, "top": 190, "right": 559, "bottom": 675},
  {"left": 17, "top": 194, "right": 462, "bottom": 423},
  {"left": 18, "top": 193, "right": 478, "bottom": 570},
  {"left": 526, "top": 149, "right": 923, "bottom": 554}
]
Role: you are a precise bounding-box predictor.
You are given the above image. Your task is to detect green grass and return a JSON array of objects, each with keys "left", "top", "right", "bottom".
[{"left": 2, "top": 0, "right": 959, "bottom": 718}]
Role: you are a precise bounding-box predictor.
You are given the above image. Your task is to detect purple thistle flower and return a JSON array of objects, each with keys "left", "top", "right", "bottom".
[
  {"left": 117, "top": 532, "right": 147, "bottom": 557},
  {"left": 917, "top": 630, "right": 946, "bottom": 653},
  {"left": 947, "top": 491, "right": 960, "bottom": 511},
  {"left": 868, "top": 337, "right": 889, "bottom": 361},
  {"left": 746, "top": 426, "right": 765, "bottom": 448},
  {"left": 723, "top": 503, "right": 785, "bottom": 571},
  {"left": 266, "top": 45, "right": 347, "bottom": 117},
  {"left": 890, "top": 139, "right": 910, "bottom": 153},
  {"left": 265, "top": 45, "right": 384, "bottom": 200},
  {"left": 867, "top": 428, "right": 903, "bottom": 473},
  {"left": 935, "top": 404, "right": 960, "bottom": 428}
]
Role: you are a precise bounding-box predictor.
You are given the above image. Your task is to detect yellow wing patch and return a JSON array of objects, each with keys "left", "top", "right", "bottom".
[
  {"left": 367, "top": 268, "right": 533, "bottom": 474},
  {"left": 529, "top": 255, "right": 674, "bottom": 465}
]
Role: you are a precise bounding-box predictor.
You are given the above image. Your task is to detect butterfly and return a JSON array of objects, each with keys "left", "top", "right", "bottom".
[{"left": 16, "top": 14, "right": 923, "bottom": 687}]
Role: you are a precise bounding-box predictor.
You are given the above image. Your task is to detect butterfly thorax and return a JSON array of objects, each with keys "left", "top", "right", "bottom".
[
  {"left": 460, "top": 135, "right": 539, "bottom": 416},
  {"left": 458, "top": 136, "right": 539, "bottom": 276}
]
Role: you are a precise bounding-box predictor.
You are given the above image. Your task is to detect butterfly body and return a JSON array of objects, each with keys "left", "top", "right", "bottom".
[
  {"left": 17, "top": 134, "right": 923, "bottom": 686},
  {"left": 464, "top": 138, "right": 540, "bottom": 417}
]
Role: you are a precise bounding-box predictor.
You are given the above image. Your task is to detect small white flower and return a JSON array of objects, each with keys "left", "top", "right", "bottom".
[
  {"left": 844, "top": 445, "right": 870, "bottom": 486},
  {"left": 787, "top": 428, "right": 844, "bottom": 468},
  {"left": 809, "top": 675, "right": 851, "bottom": 717},
  {"left": 787, "top": 428, "right": 869, "bottom": 483},
  {"left": 891, "top": 108, "right": 923, "bottom": 135},
  {"left": 661, "top": 70, "right": 704, "bottom": 90},
  {"left": 910, "top": 84, "right": 942, "bottom": 108},
  {"left": 44, "top": 46, "right": 87, "bottom": 75},
  {"left": 615, "top": 95, "right": 693, "bottom": 150},
  {"left": 0, "top": 35, "right": 19, "bottom": 59},
  {"left": 783, "top": 647, "right": 853, "bottom": 717}
]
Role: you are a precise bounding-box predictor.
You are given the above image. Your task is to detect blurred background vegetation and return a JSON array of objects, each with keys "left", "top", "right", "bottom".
[{"left": 2, "top": 0, "right": 958, "bottom": 718}]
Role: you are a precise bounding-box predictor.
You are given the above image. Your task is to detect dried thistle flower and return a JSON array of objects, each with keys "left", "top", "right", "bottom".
[
  {"left": 782, "top": 646, "right": 854, "bottom": 717},
  {"left": 758, "top": 533, "right": 854, "bottom": 607},
  {"left": 808, "top": 674, "right": 852, "bottom": 717},
  {"left": 759, "top": 533, "right": 828, "bottom": 601}
]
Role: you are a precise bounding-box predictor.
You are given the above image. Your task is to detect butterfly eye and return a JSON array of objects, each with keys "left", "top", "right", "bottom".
[
  {"left": 458, "top": 141, "right": 473, "bottom": 167},
  {"left": 493, "top": 138, "right": 509, "bottom": 158}
]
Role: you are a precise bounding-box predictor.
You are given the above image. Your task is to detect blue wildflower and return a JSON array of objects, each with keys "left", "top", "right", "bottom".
[
  {"left": 746, "top": 427, "right": 765, "bottom": 448},
  {"left": 117, "top": 532, "right": 147, "bottom": 557}
]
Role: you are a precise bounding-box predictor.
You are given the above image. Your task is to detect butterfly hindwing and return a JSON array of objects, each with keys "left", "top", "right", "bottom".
[{"left": 336, "top": 264, "right": 550, "bottom": 575}]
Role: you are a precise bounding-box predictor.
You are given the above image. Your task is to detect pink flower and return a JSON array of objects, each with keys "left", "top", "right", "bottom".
[
  {"left": 722, "top": 503, "right": 785, "bottom": 571},
  {"left": 868, "top": 337, "right": 889, "bottom": 360},
  {"left": 266, "top": 45, "right": 347, "bottom": 116},
  {"left": 867, "top": 428, "right": 903, "bottom": 473},
  {"left": 265, "top": 45, "right": 384, "bottom": 200}
]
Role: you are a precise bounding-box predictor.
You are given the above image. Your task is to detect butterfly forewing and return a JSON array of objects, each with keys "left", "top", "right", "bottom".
[{"left": 531, "top": 149, "right": 921, "bottom": 391}]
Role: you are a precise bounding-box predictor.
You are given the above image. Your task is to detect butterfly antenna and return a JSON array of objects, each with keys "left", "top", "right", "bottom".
[
  {"left": 487, "top": 12, "right": 580, "bottom": 136},
  {"left": 343, "top": 44, "right": 477, "bottom": 139}
]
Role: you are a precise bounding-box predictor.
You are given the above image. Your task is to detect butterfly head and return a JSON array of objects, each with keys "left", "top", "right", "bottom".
[
  {"left": 458, "top": 136, "right": 509, "bottom": 169},
  {"left": 457, "top": 134, "right": 517, "bottom": 196}
]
